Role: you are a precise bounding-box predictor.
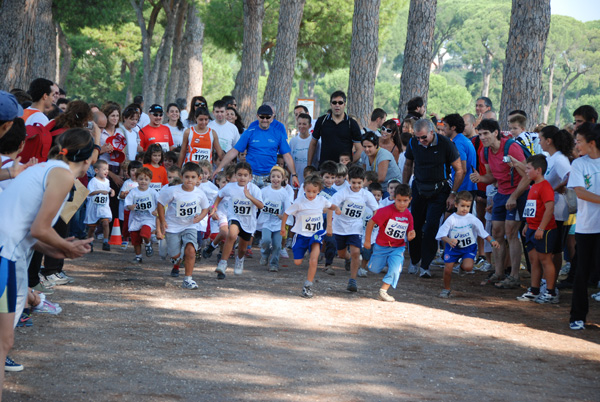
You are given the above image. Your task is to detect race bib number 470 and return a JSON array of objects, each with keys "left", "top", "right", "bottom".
[
  {"left": 384, "top": 220, "right": 408, "bottom": 240},
  {"left": 302, "top": 214, "right": 323, "bottom": 233}
]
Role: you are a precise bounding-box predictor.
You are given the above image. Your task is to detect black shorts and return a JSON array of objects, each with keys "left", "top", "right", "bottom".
[
  {"left": 551, "top": 221, "right": 570, "bottom": 255},
  {"left": 229, "top": 219, "right": 252, "bottom": 242}
]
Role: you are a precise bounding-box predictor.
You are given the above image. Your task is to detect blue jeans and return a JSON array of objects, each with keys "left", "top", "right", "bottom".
[
  {"left": 261, "top": 228, "right": 283, "bottom": 267},
  {"left": 409, "top": 186, "right": 448, "bottom": 270}
]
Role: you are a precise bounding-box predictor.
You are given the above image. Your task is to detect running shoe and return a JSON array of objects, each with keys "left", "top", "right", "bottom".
[
  {"left": 44, "top": 273, "right": 69, "bottom": 286},
  {"left": 170, "top": 267, "right": 179, "bottom": 277},
  {"left": 536, "top": 291, "right": 559, "bottom": 304},
  {"left": 570, "top": 320, "right": 585, "bottom": 330},
  {"left": 378, "top": 289, "right": 395, "bottom": 302},
  {"left": 357, "top": 268, "right": 368, "bottom": 278},
  {"left": 347, "top": 278, "right": 358, "bottom": 292},
  {"left": 215, "top": 260, "right": 227, "bottom": 275},
  {"left": 301, "top": 285, "right": 313, "bottom": 298},
  {"left": 102, "top": 243, "right": 111, "bottom": 251},
  {"left": 280, "top": 248, "right": 289, "bottom": 259},
  {"left": 516, "top": 289, "right": 539, "bottom": 302},
  {"left": 33, "top": 300, "right": 62, "bottom": 315},
  {"left": 345, "top": 259, "right": 351, "bottom": 271},
  {"left": 145, "top": 243, "right": 154, "bottom": 257},
  {"left": 5, "top": 356, "right": 23, "bottom": 372},
  {"left": 182, "top": 278, "right": 198, "bottom": 290},
  {"left": 323, "top": 266, "right": 335, "bottom": 276},
  {"left": 234, "top": 256, "right": 244, "bottom": 275},
  {"left": 438, "top": 289, "right": 451, "bottom": 299},
  {"left": 419, "top": 268, "right": 432, "bottom": 279},
  {"left": 133, "top": 256, "right": 143, "bottom": 264},
  {"left": 202, "top": 243, "right": 216, "bottom": 259}
]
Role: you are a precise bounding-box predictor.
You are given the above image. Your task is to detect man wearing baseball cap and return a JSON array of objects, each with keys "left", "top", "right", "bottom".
[
  {"left": 0, "top": 91, "right": 23, "bottom": 138},
  {"left": 138, "top": 104, "right": 174, "bottom": 152}
]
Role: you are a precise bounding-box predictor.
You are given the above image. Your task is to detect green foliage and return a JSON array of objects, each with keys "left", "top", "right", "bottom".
[
  {"left": 53, "top": 0, "right": 135, "bottom": 33},
  {"left": 426, "top": 74, "right": 472, "bottom": 116},
  {"left": 202, "top": 41, "right": 237, "bottom": 104}
]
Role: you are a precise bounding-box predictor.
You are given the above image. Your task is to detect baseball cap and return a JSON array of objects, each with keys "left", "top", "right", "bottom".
[
  {"left": 0, "top": 91, "right": 24, "bottom": 121},
  {"left": 257, "top": 105, "right": 273, "bottom": 116},
  {"left": 149, "top": 104, "right": 163, "bottom": 114}
]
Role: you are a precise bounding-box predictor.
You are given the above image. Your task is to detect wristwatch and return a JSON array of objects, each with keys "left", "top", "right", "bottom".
[
  {"left": 292, "top": 173, "right": 297, "bottom": 177},
  {"left": 450, "top": 191, "right": 457, "bottom": 195}
]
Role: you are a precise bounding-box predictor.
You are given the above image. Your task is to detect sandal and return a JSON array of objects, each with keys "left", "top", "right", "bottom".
[
  {"left": 494, "top": 275, "right": 520, "bottom": 289},
  {"left": 481, "top": 273, "right": 503, "bottom": 286}
]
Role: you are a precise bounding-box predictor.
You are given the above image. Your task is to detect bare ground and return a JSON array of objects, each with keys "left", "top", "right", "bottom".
[{"left": 4, "top": 241, "right": 600, "bottom": 401}]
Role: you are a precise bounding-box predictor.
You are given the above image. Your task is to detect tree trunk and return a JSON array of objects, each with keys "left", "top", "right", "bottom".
[
  {"left": 347, "top": 0, "right": 380, "bottom": 128},
  {"left": 181, "top": 4, "right": 204, "bottom": 105},
  {"left": 166, "top": 0, "right": 189, "bottom": 104},
  {"left": 263, "top": 0, "right": 306, "bottom": 128},
  {"left": 232, "top": 0, "right": 265, "bottom": 126},
  {"left": 397, "top": 0, "right": 437, "bottom": 119},
  {"left": 0, "top": 0, "right": 56, "bottom": 90},
  {"left": 125, "top": 61, "right": 138, "bottom": 105},
  {"left": 499, "top": 0, "right": 550, "bottom": 130},
  {"left": 553, "top": 70, "right": 582, "bottom": 126},
  {"left": 56, "top": 22, "right": 72, "bottom": 88},
  {"left": 541, "top": 56, "right": 555, "bottom": 124},
  {"left": 481, "top": 51, "right": 493, "bottom": 98}
]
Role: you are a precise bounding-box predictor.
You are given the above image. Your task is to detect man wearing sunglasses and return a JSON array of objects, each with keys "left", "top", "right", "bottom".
[
  {"left": 138, "top": 104, "right": 175, "bottom": 152},
  {"left": 308, "top": 90, "right": 363, "bottom": 167},
  {"left": 214, "top": 105, "right": 299, "bottom": 188},
  {"left": 402, "top": 119, "right": 463, "bottom": 279}
]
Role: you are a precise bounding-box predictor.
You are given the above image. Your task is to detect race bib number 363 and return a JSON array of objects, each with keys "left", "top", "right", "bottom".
[{"left": 384, "top": 220, "right": 408, "bottom": 240}]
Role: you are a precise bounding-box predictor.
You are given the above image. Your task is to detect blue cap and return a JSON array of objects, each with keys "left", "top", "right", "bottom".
[
  {"left": 0, "top": 91, "right": 23, "bottom": 121},
  {"left": 257, "top": 105, "right": 273, "bottom": 116}
]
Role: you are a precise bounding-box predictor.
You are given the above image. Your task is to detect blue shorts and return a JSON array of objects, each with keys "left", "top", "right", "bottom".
[
  {"left": 491, "top": 191, "right": 528, "bottom": 221},
  {"left": 292, "top": 231, "right": 326, "bottom": 260},
  {"left": 368, "top": 244, "right": 405, "bottom": 288},
  {"left": 361, "top": 246, "right": 373, "bottom": 261},
  {"left": 525, "top": 228, "right": 557, "bottom": 254},
  {"left": 334, "top": 234, "right": 361, "bottom": 251},
  {"left": 0, "top": 256, "right": 17, "bottom": 314},
  {"left": 443, "top": 243, "right": 477, "bottom": 263}
]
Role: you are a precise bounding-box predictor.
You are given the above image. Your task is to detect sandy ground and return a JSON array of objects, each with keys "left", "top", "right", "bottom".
[{"left": 4, "top": 241, "right": 600, "bottom": 401}]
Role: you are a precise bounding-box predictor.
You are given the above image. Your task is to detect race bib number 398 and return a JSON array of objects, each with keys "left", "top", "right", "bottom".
[
  {"left": 135, "top": 198, "right": 153, "bottom": 211},
  {"left": 384, "top": 220, "right": 408, "bottom": 240}
]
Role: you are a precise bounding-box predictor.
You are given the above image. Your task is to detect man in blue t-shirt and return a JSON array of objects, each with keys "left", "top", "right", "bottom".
[
  {"left": 214, "top": 105, "right": 299, "bottom": 188},
  {"left": 442, "top": 114, "right": 477, "bottom": 195}
]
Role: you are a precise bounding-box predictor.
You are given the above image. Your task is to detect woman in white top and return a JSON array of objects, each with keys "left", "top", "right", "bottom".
[
  {"left": 165, "top": 103, "right": 185, "bottom": 149},
  {"left": 117, "top": 105, "right": 141, "bottom": 161},
  {"left": 0, "top": 128, "right": 95, "bottom": 397}
]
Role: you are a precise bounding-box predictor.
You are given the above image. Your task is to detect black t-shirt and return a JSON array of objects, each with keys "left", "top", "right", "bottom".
[
  {"left": 312, "top": 113, "right": 362, "bottom": 166},
  {"left": 404, "top": 133, "right": 460, "bottom": 185}
]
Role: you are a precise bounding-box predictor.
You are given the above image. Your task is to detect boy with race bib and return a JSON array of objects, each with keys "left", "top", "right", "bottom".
[
  {"left": 435, "top": 191, "right": 499, "bottom": 298},
  {"left": 364, "top": 184, "right": 415, "bottom": 302},
  {"left": 330, "top": 165, "right": 379, "bottom": 293},
  {"left": 156, "top": 162, "right": 209, "bottom": 289},
  {"left": 281, "top": 174, "right": 341, "bottom": 298},
  {"left": 124, "top": 167, "right": 159, "bottom": 263},
  {"left": 85, "top": 160, "right": 114, "bottom": 251}
]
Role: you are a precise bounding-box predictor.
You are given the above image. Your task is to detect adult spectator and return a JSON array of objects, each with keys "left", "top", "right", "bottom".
[
  {"left": 247, "top": 101, "right": 287, "bottom": 134},
  {"left": 469, "top": 119, "right": 530, "bottom": 289},
  {"left": 405, "top": 96, "right": 425, "bottom": 120},
  {"left": 362, "top": 108, "right": 387, "bottom": 136},
  {"left": 289, "top": 113, "right": 319, "bottom": 185},
  {"left": 117, "top": 105, "right": 141, "bottom": 161},
  {"left": 184, "top": 96, "right": 208, "bottom": 129},
  {"left": 379, "top": 119, "right": 402, "bottom": 164},
  {"left": 294, "top": 104, "right": 315, "bottom": 134},
  {"left": 208, "top": 100, "right": 240, "bottom": 153},
  {"left": 176, "top": 98, "right": 188, "bottom": 122},
  {"left": 23, "top": 78, "right": 56, "bottom": 126},
  {"left": 165, "top": 103, "right": 185, "bottom": 148},
  {"left": 56, "top": 98, "right": 69, "bottom": 113},
  {"left": 462, "top": 113, "right": 476, "bottom": 139},
  {"left": 359, "top": 132, "right": 402, "bottom": 188},
  {"left": 214, "top": 105, "right": 299, "bottom": 188},
  {"left": 475, "top": 96, "right": 492, "bottom": 118},
  {"left": 0, "top": 91, "right": 23, "bottom": 138},
  {"left": 402, "top": 119, "right": 463, "bottom": 278},
  {"left": 226, "top": 106, "right": 245, "bottom": 134},
  {"left": 308, "top": 90, "right": 362, "bottom": 167},
  {"left": 572, "top": 105, "right": 597, "bottom": 130},
  {"left": 138, "top": 104, "right": 174, "bottom": 153},
  {"left": 133, "top": 95, "right": 150, "bottom": 132},
  {"left": 222, "top": 95, "right": 237, "bottom": 109},
  {"left": 442, "top": 114, "right": 477, "bottom": 196}
]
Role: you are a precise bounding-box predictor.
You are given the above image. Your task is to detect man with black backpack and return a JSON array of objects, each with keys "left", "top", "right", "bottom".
[{"left": 470, "top": 119, "right": 530, "bottom": 290}]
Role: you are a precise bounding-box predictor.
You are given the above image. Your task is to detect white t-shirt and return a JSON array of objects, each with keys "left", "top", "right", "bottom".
[
  {"left": 117, "top": 125, "right": 140, "bottom": 161},
  {"left": 218, "top": 182, "right": 263, "bottom": 234},
  {"left": 362, "top": 201, "right": 380, "bottom": 244},
  {"left": 544, "top": 151, "right": 571, "bottom": 222},
  {"left": 568, "top": 155, "right": 600, "bottom": 234},
  {"left": 167, "top": 124, "right": 185, "bottom": 148},
  {"left": 157, "top": 184, "right": 209, "bottom": 233},
  {"left": 125, "top": 187, "right": 158, "bottom": 231},
  {"left": 85, "top": 177, "right": 112, "bottom": 224},
  {"left": 197, "top": 181, "right": 220, "bottom": 232},
  {"left": 333, "top": 181, "right": 350, "bottom": 193},
  {"left": 257, "top": 185, "right": 292, "bottom": 232},
  {"left": 289, "top": 134, "right": 320, "bottom": 185},
  {"left": 330, "top": 187, "right": 379, "bottom": 236},
  {"left": 24, "top": 107, "right": 49, "bottom": 126},
  {"left": 285, "top": 194, "right": 332, "bottom": 237},
  {"left": 435, "top": 212, "right": 490, "bottom": 248},
  {"left": 138, "top": 112, "right": 150, "bottom": 129},
  {"left": 379, "top": 197, "right": 394, "bottom": 208},
  {"left": 208, "top": 120, "right": 240, "bottom": 153},
  {"left": 118, "top": 178, "right": 138, "bottom": 221}
]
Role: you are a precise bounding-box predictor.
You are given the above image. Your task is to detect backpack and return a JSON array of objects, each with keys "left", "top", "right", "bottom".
[
  {"left": 483, "top": 138, "right": 531, "bottom": 186},
  {"left": 19, "top": 120, "right": 58, "bottom": 163}
]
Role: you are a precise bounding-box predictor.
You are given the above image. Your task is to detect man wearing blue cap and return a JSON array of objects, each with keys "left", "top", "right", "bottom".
[{"left": 214, "top": 104, "right": 299, "bottom": 188}]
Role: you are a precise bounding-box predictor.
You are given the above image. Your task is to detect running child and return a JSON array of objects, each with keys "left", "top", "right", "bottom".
[
  {"left": 125, "top": 167, "right": 159, "bottom": 263},
  {"left": 197, "top": 160, "right": 219, "bottom": 253},
  {"left": 364, "top": 184, "right": 415, "bottom": 302},
  {"left": 333, "top": 162, "right": 350, "bottom": 192},
  {"left": 258, "top": 166, "right": 292, "bottom": 272},
  {"left": 380, "top": 179, "right": 400, "bottom": 207},
  {"left": 518, "top": 154, "right": 559, "bottom": 304},
  {"left": 156, "top": 162, "right": 209, "bottom": 288},
  {"left": 118, "top": 160, "right": 142, "bottom": 249},
  {"left": 143, "top": 143, "right": 169, "bottom": 191},
  {"left": 358, "top": 182, "right": 383, "bottom": 277},
  {"left": 85, "top": 159, "right": 114, "bottom": 251},
  {"left": 202, "top": 171, "right": 229, "bottom": 260},
  {"left": 435, "top": 191, "right": 499, "bottom": 298},
  {"left": 330, "top": 165, "right": 379, "bottom": 292},
  {"left": 178, "top": 107, "right": 224, "bottom": 166},
  {"left": 212, "top": 162, "right": 263, "bottom": 278},
  {"left": 281, "top": 174, "right": 341, "bottom": 298},
  {"left": 317, "top": 160, "right": 339, "bottom": 275}
]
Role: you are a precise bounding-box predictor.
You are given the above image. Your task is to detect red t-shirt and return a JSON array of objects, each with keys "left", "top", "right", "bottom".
[
  {"left": 481, "top": 137, "right": 525, "bottom": 195},
  {"left": 139, "top": 125, "right": 174, "bottom": 152},
  {"left": 372, "top": 204, "right": 414, "bottom": 247},
  {"left": 524, "top": 180, "right": 557, "bottom": 230},
  {"left": 143, "top": 164, "right": 169, "bottom": 191}
]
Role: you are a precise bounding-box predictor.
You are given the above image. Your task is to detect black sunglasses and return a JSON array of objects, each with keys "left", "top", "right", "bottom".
[
  {"left": 416, "top": 135, "right": 428, "bottom": 140},
  {"left": 195, "top": 102, "right": 206, "bottom": 108},
  {"left": 258, "top": 115, "right": 272, "bottom": 120},
  {"left": 152, "top": 113, "right": 163, "bottom": 117},
  {"left": 331, "top": 101, "right": 344, "bottom": 105}
]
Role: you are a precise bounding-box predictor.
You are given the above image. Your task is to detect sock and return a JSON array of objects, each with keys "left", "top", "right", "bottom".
[
  {"left": 136, "top": 254, "right": 142, "bottom": 258},
  {"left": 531, "top": 287, "right": 540, "bottom": 295},
  {"left": 211, "top": 241, "right": 218, "bottom": 248},
  {"left": 184, "top": 276, "right": 192, "bottom": 281},
  {"left": 304, "top": 280, "right": 313, "bottom": 287}
]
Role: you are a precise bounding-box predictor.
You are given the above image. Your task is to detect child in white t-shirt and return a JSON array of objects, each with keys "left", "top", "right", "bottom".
[
  {"left": 379, "top": 179, "right": 400, "bottom": 208},
  {"left": 332, "top": 162, "right": 350, "bottom": 192},
  {"left": 197, "top": 160, "right": 219, "bottom": 251},
  {"left": 118, "top": 161, "right": 142, "bottom": 249},
  {"left": 203, "top": 171, "right": 229, "bottom": 261},
  {"left": 359, "top": 182, "right": 383, "bottom": 277},
  {"left": 85, "top": 160, "right": 114, "bottom": 251}
]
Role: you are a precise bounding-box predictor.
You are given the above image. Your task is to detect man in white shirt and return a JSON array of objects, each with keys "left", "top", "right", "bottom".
[
  {"left": 133, "top": 95, "right": 150, "bottom": 134},
  {"left": 208, "top": 100, "right": 240, "bottom": 153},
  {"left": 23, "top": 78, "right": 56, "bottom": 126}
]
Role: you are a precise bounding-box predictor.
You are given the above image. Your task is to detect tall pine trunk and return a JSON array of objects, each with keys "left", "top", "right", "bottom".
[
  {"left": 131, "top": 0, "right": 162, "bottom": 106},
  {"left": 541, "top": 55, "right": 555, "bottom": 124},
  {"left": 481, "top": 51, "right": 493, "bottom": 98},
  {"left": 166, "top": 0, "right": 189, "bottom": 104},
  {"left": 347, "top": 0, "right": 380, "bottom": 128},
  {"left": 233, "top": 0, "right": 265, "bottom": 126},
  {"left": 397, "top": 0, "right": 436, "bottom": 119},
  {"left": 180, "top": 4, "right": 204, "bottom": 105},
  {"left": 0, "top": 0, "right": 56, "bottom": 90},
  {"left": 499, "top": 0, "right": 550, "bottom": 129},
  {"left": 263, "top": 0, "right": 306, "bottom": 128}
]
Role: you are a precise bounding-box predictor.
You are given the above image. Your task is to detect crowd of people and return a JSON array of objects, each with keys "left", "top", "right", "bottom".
[{"left": 0, "top": 78, "right": 599, "bottom": 398}]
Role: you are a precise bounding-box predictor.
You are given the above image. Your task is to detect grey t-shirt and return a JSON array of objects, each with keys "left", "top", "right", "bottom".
[{"left": 360, "top": 147, "right": 402, "bottom": 187}]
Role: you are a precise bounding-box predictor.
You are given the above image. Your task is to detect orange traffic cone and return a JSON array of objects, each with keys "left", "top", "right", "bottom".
[{"left": 108, "top": 219, "right": 123, "bottom": 245}]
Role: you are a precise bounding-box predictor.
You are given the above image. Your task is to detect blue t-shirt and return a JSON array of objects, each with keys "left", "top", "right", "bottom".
[
  {"left": 452, "top": 133, "right": 477, "bottom": 191},
  {"left": 234, "top": 122, "right": 291, "bottom": 175}
]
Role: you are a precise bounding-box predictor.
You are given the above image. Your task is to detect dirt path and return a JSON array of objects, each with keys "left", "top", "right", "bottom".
[{"left": 5, "top": 242, "right": 600, "bottom": 401}]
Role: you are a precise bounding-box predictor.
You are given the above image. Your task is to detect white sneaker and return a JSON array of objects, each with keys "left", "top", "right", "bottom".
[
  {"left": 479, "top": 261, "right": 492, "bottom": 272},
  {"left": 357, "top": 268, "right": 368, "bottom": 278},
  {"left": 408, "top": 262, "right": 420, "bottom": 275},
  {"left": 215, "top": 260, "right": 227, "bottom": 274},
  {"left": 259, "top": 255, "right": 268, "bottom": 266},
  {"left": 559, "top": 263, "right": 571, "bottom": 276},
  {"left": 182, "top": 278, "right": 198, "bottom": 290},
  {"left": 280, "top": 249, "right": 289, "bottom": 258},
  {"left": 540, "top": 278, "right": 547, "bottom": 295},
  {"left": 44, "top": 273, "right": 69, "bottom": 286},
  {"left": 234, "top": 256, "right": 244, "bottom": 275},
  {"left": 57, "top": 271, "right": 74, "bottom": 283},
  {"left": 431, "top": 256, "right": 445, "bottom": 267},
  {"left": 39, "top": 273, "right": 56, "bottom": 288},
  {"left": 591, "top": 291, "right": 600, "bottom": 302}
]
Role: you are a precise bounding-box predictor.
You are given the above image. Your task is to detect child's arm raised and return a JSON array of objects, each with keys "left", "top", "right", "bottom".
[{"left": 244, "top": 185, "right": 264, "bottom": 210}]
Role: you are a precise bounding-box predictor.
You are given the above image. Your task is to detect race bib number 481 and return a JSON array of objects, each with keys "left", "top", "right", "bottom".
[
  {"left": 384, "top": 220, "right": 408, "bottom": 240},
  {"left": 93, "top": 195, "right": 108, "bottom": 205}
]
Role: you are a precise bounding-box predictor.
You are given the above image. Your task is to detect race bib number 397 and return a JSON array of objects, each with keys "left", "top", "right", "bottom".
[
  {"left": 384, "top": 220, "right": 408, "bottom": 240},
  {"left": 233, "top": 199, "right": 252, "bottom": 216}
]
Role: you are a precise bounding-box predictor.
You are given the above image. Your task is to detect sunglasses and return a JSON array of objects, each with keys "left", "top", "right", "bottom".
[
  {"left": 152, "top": 113, "right": 163, "bottom": 117},
  {"left": 331, "top": 101, "right": 345, "bottom": 105},
  {"left": 416, "top": 135, "right": 428, "bottom": 141},
  {"left": 258, "top": 115, "right": 272, "bottom": 120},
  {"left": 195, "top": 102, "right": 206, "bottom": 108},
  {"left": 381, "top": 127, "right": 393, "bottom": 133}
]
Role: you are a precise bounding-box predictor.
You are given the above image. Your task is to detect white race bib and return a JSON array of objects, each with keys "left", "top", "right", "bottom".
[
  {"left": 451, "top": 225, "right": 476, "bottom": 248},
  {"left": 149, "top": 182, "right": 162, "bottom": 191},
  {"left": 301, "top": 214, "right": 323, "bottom": 233},
  {"left": 135, "top": 197, "right": 153, "bottom": 212},
  {"left": 342, "top": 202, "right": 365, "bottom": 219},
  {"left": 191, "top": 148, "right": 210, "bottom": 162},
  {"left": 93, "top": 194, "right": 108, "bottom": 205},
  {"left": 384, "top": 220, "right": 408, "bottom": 240},
  {"left": 523, "top": 199, "right": 536, "bottom": 218},
  {"left": 232, "top": 199, "right": 252, "bottom": 216},
  {"left": 158, "top": 142, "right": 169, "bottom": 153},
  {"left": 262, "top": 201, "right": 281, "bottom": 215},
  {"left": 176, "top": 200, "right": 199, "bottom": 217}
]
